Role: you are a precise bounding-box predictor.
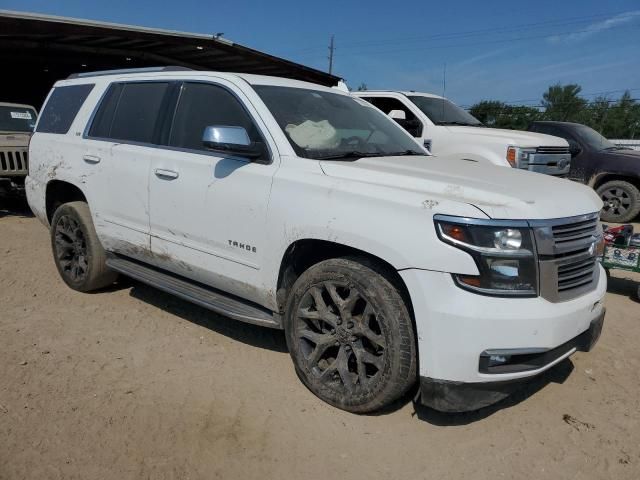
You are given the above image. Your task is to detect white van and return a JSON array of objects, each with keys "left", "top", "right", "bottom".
[{"left": 354, "top": 91, "right": 571, "bottom": 176}]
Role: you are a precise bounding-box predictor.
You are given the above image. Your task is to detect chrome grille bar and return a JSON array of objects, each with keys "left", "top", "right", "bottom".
[
  {"left": 531, "top": 212, "right": 600, "bottom": 302},
  {"left": 0, "top": 149, "right": 29, "bottom": 175}
]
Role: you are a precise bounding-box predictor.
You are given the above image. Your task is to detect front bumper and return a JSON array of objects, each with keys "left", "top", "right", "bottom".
[
  {"left": 419, "top": 311, "right": 604, "bottom": 412},
  {"left": 399, "top": 267, "right": 607, "bottom": 411}
]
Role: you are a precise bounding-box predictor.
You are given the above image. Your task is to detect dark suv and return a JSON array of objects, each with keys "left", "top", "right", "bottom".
[{"left": 528, "top": 121, "right": 640, "bottom": 223}]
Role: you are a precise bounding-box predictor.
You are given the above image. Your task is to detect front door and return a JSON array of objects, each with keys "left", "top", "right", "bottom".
[{"left": 148, "top": 80, "right": 279, "bottom": 304}]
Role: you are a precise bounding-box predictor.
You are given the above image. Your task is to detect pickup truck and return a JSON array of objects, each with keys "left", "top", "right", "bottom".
[
  {"left": 354, "top": 91, "right": 571, "bottom": 176},
  {"left": 26, "top": 68, "right": 606, "bottom": 413},
  {"left": 0, "top": 102, "right": 37, "bottom": 196},
  {"left": 529, "top": 121, "right": 640, "bottom": 223}
]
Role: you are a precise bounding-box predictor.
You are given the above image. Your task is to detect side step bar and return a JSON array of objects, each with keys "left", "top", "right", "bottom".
[{"left": 106, "top": 254, "right": 282, "bottom": 329}]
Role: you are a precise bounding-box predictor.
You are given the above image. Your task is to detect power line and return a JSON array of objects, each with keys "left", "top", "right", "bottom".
[
  {"left": 281, "top": 11, "right": 637, "bottom": 56},
  {"left": 295, "top": 24, "right": 640, "bottom": 60},
  {"left": 458, "top": 88, "right": 640, "bottom": 109}
]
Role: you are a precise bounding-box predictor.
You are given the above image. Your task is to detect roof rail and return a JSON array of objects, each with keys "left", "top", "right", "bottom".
[{"left": 67, "top": 66, "right": 193, "bottom": 79}]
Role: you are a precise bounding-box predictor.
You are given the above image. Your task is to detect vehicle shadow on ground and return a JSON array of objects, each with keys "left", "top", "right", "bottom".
[
  {"left": 127, "top": 281, "right": 289, "bottom": 353},
  {"left": 409, "top": 359, "right": 574, "bottom": 426},
  {"left": 0, "top": 197, "right": 34, "bottom": 219},
  {"left": 606, "top": 274, "right": 640, "bottom": 303}
]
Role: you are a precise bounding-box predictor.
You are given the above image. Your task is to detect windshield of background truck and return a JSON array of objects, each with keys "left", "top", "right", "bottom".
[
  {"left": 408, "top": 96, "right": 483, "bottom": 127},
  {"left": 573, "top": 124, "right": 619, "bottom": 151},
  {"left": 0, "top": 106, "right": 37, "bottom": 132},
  {"left": 254, "top": 85, "right": 427, "bottom": 160}
]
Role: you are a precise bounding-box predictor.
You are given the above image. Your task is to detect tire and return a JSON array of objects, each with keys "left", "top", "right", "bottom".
[
  {"left": 597, "top": 180, "right": 640, "bottom": 223},
  {"left": 50, "top": 201, "right": 117, "bottom": 292},
  {"left": 284, "top": 257, "right": 417, "bottom": 413}
]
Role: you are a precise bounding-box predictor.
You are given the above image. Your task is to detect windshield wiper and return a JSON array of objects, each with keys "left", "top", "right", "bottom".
[
  {"left": 435, "top": 121, "right": 483, "bottom": 127},
  {"left": 313, "top": 151, "right": 387, "bottom": 160},
  {"left": 386, "top": 149, "right": 429, "bottom": 156},
  {"left": 603, "top": 146, "right": 630, "bottom": 151}
]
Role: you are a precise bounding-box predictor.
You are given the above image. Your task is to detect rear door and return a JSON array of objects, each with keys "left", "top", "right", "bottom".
[
  {"left": 84, "top": 81, "right": 174, "bottom": 259},
  {"left": 147, "top": 79, "right": 279, "bottom": 304}
]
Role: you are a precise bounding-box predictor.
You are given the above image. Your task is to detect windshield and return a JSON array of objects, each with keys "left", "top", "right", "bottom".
[
  {"left": 254, "top": 86, "right": 427, "bottom": 160},
  {"left": 408, "top": 96, "right": 482, "bottom": 127},
  {"left": 0, "top": 106, "right": 37, "bottom": 132},
  {"left": 572, "top": 124, "right": 618, "bottom": 151}
]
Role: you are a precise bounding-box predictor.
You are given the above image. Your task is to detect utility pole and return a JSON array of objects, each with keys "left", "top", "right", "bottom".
[{"left": 328, "top": 34, "right": 335, "bottom": 74}]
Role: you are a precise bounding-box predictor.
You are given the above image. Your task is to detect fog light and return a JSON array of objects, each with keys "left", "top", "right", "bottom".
[{"left": 489, "top": 354, "right": 510, "bottom": 367}]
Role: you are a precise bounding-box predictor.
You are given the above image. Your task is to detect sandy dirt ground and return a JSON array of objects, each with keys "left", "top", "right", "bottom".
[{"left": 1, "top": 201, "right": 639, "bottom": 480}]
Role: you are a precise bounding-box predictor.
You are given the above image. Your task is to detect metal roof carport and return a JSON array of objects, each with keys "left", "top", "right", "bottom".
[{"left": 0, "top": 10, "right": 340, "bottom": 108}]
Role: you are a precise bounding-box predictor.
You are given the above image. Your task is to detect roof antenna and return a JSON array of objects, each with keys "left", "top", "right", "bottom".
[{"left": 441, "top": 62, "right": 447, "bottom": 122}]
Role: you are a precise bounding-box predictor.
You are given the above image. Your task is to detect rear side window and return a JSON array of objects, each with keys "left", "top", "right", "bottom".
[
  {"left": 89, "top": 82, "right": 170, "bottom": 143},
  {"left": 37, "top": 84, "right": 94, "bottom": 134},
  {"left": 169, "top": 82, "right": 261, "bottom": 152}
]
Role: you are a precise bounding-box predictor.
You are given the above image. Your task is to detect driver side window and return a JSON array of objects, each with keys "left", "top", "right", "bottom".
[
  {"left": 361, "top": 97, "right": 423, "bottom": 137},
  {"left": 169, "top": 82, "right": 261, "bottom": 152}
]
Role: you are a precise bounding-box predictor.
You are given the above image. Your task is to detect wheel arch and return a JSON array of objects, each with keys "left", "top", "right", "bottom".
[
  {"left": 45, "top": 180, "right": 88, "bottom": 224},
  {"left": 591, "top": 173, "right": 640, "bottom": 191},
  {"left": 275, "top": 238, "right": 414, "bottom": 319}
]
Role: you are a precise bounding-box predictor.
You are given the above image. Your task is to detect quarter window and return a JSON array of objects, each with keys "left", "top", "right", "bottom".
[
  {"left": 37, "top": 84, "right": 94, "bottom": 134},
  {"left": 169, "top": 82, "right": 261, "bottom": 152}
]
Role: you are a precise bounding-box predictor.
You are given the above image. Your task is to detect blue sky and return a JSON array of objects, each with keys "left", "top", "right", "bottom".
[{"left": 2, "top": 0, "right": 640, "bottom": 106}]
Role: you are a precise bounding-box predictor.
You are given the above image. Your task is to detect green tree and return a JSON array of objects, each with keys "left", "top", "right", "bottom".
[
  {"left": 356, "top": 82, "right": 368, "bottom": 91},
  {"left": 469, "top": 100, "right": 505, "bottom": 126},
  {"left": 541, "top": 83, "right": 587, "bottom": 121},
  {"left": 469, "top": 101, "right": 541, "bottom": 130}
]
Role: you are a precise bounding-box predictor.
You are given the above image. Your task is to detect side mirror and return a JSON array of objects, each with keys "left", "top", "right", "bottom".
[
  {"left": 568, "top": 142, "right": 581, "bottom": 157},
  {"left": 388, "top": 110, "right": 407, "bottom": 121},
  {"left": 202, "top": 126, "right": 263, "bottom": 159}
]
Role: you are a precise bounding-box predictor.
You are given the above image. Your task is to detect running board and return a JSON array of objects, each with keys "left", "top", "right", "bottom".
[{"left": 105, "top": 255, "right": 282, "bottom": 329}]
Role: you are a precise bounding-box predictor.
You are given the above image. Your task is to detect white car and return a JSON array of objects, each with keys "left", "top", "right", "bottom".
[
  {"left": 27, "top": 68, "right": 606, "bottom": 413},
  {"left": 353, "top": 91, "right": 572, "bottom": 176}
]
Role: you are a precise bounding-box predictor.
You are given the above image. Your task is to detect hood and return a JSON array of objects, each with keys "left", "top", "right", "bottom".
[
  {"left": 446, "top": 126, "right": 568, "bottom": 148},
  {"left": 320, "top": 155, "right": 601, "bottom": 220},
  {"left": 605, "top": 148, "right": 640, "bottom": 160},
  {"left": 0, "top": 131, "right": 31, "bottom": 147}
]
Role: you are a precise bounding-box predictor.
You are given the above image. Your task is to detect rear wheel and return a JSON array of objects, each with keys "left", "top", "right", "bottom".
[
  {"left": 597, "top": 180, "right": 640, "bottom": 223},
  {"left": 50, "top": 201, "right": 117, "bottom": 292},
  {"left": 285, "top": 257, "right": 416, "bottom": 413}
]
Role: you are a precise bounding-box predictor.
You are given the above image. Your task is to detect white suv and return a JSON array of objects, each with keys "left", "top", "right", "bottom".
[
  {"left": 27, "top": 68, "right": 606, "bottom": 413},
  {"left": 353, "top": 91, "right": 572, "bottom": 176}
]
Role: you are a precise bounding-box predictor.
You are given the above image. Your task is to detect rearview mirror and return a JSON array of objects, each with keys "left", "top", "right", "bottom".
[
  {"left": 202, "top": 126, "right": 263, "bottom": 159},
  {"left": 388, "top": 110, "right": 406, "bottom": 121}
]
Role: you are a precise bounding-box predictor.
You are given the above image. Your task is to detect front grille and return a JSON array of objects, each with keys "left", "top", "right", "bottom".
[
  {"left": 536, "top": 146, "right": 570, "bottom": 155},
  {"left": 0, "top": 150, "right": 28, "bottom": 173},
  {"left": 552, "top": 217, "right": 599, "bottom": 249},
  {"left": 533, "top": 213, "right": 600, "bottom": 302},
  {"left": 557, "top": 257, "right": 596, "bottom": 292}
]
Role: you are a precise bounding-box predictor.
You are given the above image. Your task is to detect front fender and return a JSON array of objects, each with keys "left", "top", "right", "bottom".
[{"left": 262, "top": 161, "right": 483, "bottom": 296}]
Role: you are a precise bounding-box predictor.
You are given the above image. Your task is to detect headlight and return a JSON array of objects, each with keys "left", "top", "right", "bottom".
[
  {"left": 435, "top": 216, "right": 538, "bottom": 297},
  {"left": 506, "top": 146, "right": 535, "bottom": 168}
]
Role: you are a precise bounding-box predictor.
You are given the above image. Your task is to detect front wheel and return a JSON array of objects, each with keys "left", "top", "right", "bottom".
[
  {"left": 597, "top": 180, "right": 640, "bottom": 223},
  {"left": 285, "top": 258, "right": 416, "bottom": 413}
]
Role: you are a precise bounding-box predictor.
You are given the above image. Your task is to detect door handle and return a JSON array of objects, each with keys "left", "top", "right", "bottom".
[
  {"left": 83, "top": 154, "right": 101, "bottom": 164},
  {"left": 154, "top": 168, "right": 179, "bottom": 180}
]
